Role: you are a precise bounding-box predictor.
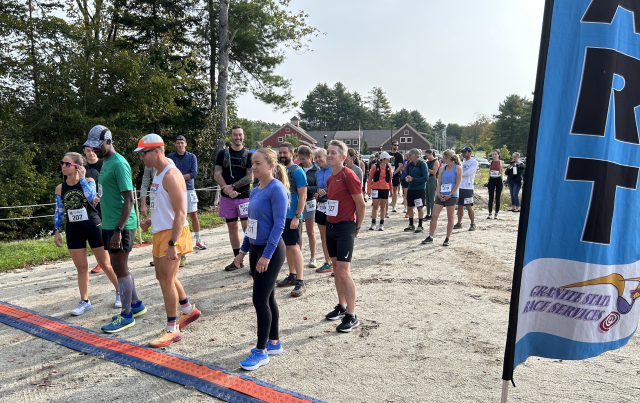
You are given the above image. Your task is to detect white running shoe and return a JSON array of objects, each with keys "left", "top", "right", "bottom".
[
  {"left": 71, "top": 300, "right": 93, "bottom": 316},
  {"left": 308, "top": 258, "right": 317, "bottom": 268},
  {"left": 403, "top": 207, "right": 407, "bottom": 213},
  {"left": 369, "top": 223, "right": 376, "bottom": 230},
  {"left": 114, "top": 291, "right": 122, "bottom": 309},
  {"left": 378, "top": 224, "right": 385, "bottom": 231}
]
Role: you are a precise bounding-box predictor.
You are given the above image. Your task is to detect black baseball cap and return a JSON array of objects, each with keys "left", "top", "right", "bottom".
[
  {"left": 175, "top": 135, "right": 186, "bottom": 142},
  {"left": 462, "top": 146, "right": 473, "bottom": 153}
]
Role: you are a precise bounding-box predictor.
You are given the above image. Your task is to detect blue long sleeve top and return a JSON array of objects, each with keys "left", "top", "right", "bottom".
[
  {"left": 167, "top": 151, "right": 197, "bottom": 190},
  {"left": 240, "top": 179, "right": 289, "bottom": 259},
  {"left": 407, "top": 159, "right": 429, "bottom": 190},
  {"left": 314, "top": 165, "right": 332, "bottom": 203}
]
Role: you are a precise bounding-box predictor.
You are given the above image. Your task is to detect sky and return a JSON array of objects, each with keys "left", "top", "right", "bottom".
[{"left": 235, "top": 0, "right": 546, "bottom": 127}]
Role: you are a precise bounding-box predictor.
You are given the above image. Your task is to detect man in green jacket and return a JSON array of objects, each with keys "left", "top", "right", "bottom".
[{"left": 403, "top": 148, "right": 429, "bottom": 233}]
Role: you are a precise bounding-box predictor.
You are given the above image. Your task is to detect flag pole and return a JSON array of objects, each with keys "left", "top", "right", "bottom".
[{"left": 500, "top": 0, "right": 555, "bottom": 400}]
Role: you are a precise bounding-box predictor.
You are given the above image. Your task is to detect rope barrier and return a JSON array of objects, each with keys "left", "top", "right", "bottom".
[
  {"left": 0, "top": 203, "right": 55, "bottom": 209},
  {"left": 0, "top": 215, "right": 55, "bottom": 221}
]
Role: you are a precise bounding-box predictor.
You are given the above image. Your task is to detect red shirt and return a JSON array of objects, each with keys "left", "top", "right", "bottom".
[{"left": 327, "top": 167, "right": 362, "bottom": 223}]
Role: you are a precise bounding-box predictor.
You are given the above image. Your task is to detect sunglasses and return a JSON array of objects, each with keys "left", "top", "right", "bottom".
[
  {"left": 139, "top": 147, "right": 159, "bottom": 157},
  {"left": 60, "top": 161, "right": 80, "bottom": 168}
]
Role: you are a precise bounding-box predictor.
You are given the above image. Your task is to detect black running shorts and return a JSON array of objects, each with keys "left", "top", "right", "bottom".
[
  {"left": 282, "top": 218, "right": 301, "bottom": 246},
  {"left": 102, "top": 228, "right": 136, "bottom": 254},
  {"left": 392, "top": 174, "right": 401, "bottom": 187},
  {"left": 326, "top": 221, "right": 356, "bottom": 263},
  {"left": 457, "top": 189, "right": 474, "bottom": 206},
  {"left": 407, "top": 189, "right": 426, "bottom": 207},
  {"left": 315, "top": 210, "right": 327, "bottom": 226},
  {"left": 66, "top": 222, "right": 104, "bottom": 250},
  {"left": 371, "top": 189, "right": 390, "bottom": 200}
]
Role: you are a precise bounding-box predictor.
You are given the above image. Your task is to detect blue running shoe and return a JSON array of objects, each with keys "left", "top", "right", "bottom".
[
  {"left": 266, "top": 340, "right": 283, "bottom": 355},
  {"left": 102, "top": 314, "right": 135, "bottom": 333},
  {"left": 112, "top": 301, "right": 147, "bottom": 320},
  {"left": 240, "top": 348, "right": 269, "bottom": 371}
]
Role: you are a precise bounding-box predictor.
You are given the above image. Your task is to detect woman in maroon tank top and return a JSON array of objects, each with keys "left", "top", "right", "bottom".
[{"left": 487, "top": 150, "right": 504, "bottom": 219}]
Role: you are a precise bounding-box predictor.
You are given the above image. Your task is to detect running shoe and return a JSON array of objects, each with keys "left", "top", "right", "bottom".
[
  {"left": 369, "top": 223, "right": 376, "bottom": 231},
  {"left": 425, "top": 215, "right": 431, "bottom": 221},
  {"left": 102, "top": 314, "right": 135, "bottom": 333},
  {"left": 487, "top": 215, "right": 492, "bottom": 219},
  {"left": 421, "top": 236, "right": 434, "bottom": 244},
  {"left": 195, "top": 241, "right": 207, "bottom": 250},
  {"left": 114, "top": 291, "right": 122, "bottom": 309},
  {"left": 180, "top": 255, "right": 188, "bottom": 267},
  {"left": 177, "top": 305, "right": 201, "bottom": 329},
  {"left": 291, "top": 281, "right": 306, "bottom": 297},
  {"left": 240, "top": 348, "right": 269, "bottom": 371},
  {"left": 112, "top": 302, "right": 147, "bottom": 320},
  {"left": 469, "top": 224, "right": 477, "bottom": 231},
  {"left": 336, "top": 313, "right": 360, "bottom": 333},
  {"left": 414, "top": 226, "right": 424, "bottom": 233},
  {"left": 405, "top": 212, "right": 409, "bottom": 218},
  {"left": 266, "top": 340, "right": 283, "bottom": 355},
  {"left": 276, "top": 273, "right": 297, "bottom": 287},
  {"left": 148, "top": 328, "right": 182, "bottom": 348},
  {"left": 91, "top": 264, "right": 102, "bottom": 274},
  {"left": 378, "top": 224, "right": 385, "bottom": 231},
  {"left": 404, "top": 225, "right": 415, "bottom": 232},
  {"left": 326, "top": 304, "right": 346, "bottom": 321},
  {"left": 316, "top": 263, "right": 333, "bottom": 273},
  {"left": 403, "top": 207, "right": 407, "bottom": 213},
  {"left": 308, "top": 258, "right": 317, "bottom": 268},
  {"left": 389, "top": 202, "right": 394, "bottom": 207},
  {"left": 453, "top": 223, "right": 463, "bottom": 229},
  {"left": 392, "top": 208, "right": 397, "bottom": 213},
  {"left": 385, "top": 212, "right": 390, "bottom": 218},
  {"left": 443, "top": 238, "right": 451, "bottom": 246},
  {"left": 225, "top": 261, "right": 243, "bottom": 271},
  {"left": 71, "top": 300, "right": 92, "bottom": 316},
  {"left": 149, "top": 261, "right": 155, "bottom": 266}
]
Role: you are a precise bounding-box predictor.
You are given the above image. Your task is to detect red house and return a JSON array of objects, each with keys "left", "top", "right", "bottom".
[{"left": 258, "top": 116, "right": 318, "bottom": 148}]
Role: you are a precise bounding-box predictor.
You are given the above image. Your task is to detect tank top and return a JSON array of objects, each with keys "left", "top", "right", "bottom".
[
  {"left": 489, "top": 160, "right": 502, "bottom": 172},
  {"left": 150, "top": 165, "right": 188, "bottom": 233},
  {"left": 440, "top": 163, "right": 459, "bottom": 197},
  {"left": 61, "top": 179, "right": 100, "bottom": 227}
]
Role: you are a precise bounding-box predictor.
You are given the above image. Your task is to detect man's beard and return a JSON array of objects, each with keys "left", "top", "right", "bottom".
[{"left": 280, "top": 157, "right": 291, "bottom": 166}]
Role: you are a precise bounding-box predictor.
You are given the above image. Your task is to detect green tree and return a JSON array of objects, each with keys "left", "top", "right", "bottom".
[
  {"left": 366, "top": 86, "right": 392, "bottom": 130},
  {"left": 454, "top": 140, "right": 463, "bottom": 154},
  {"left": 462, "top": 113, "right": 493, "bottom": 151},
  {"left": 492, "top": 94, "right": 532, "bottom": 154},
  {"left": 362, "top": 139, "right": 369, "bottom": 155},
  {"left": 446, "top": 123, "right": 463, "bottom": 142},
  {"left": 409, "top": 110, "right": 431, "bottom": 133},
  {"left": 499, "top": 145, "right": 511, "bottom": 162}
]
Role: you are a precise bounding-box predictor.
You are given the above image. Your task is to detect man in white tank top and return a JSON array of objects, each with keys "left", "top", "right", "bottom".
[{"left": 136, "top": 134, "right": 201, "bottom": 348}]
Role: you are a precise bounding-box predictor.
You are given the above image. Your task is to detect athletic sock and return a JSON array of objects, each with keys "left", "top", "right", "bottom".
[
  {"left": 195, "top": 232, "right": 201, "bottom": 243},
  {"left": 339, "top": 303, "right": 346, "bottom": 310},
  {"left": 118, "top": 275, "right": 135, "bottom": 315},
  {"left": 380, "top": 219, "right": 385, "bottom": 225},
  {"left": 132, "top": 301, "right": 142, "bottom": 308},
  {"left": 409, "top": 218, "right": 414, "bottom": 226},
  {"left": 371, "top": 218, "right": 376, "bottom": 225},
  {"left": 418, "top": 218, "right": 423, "bottom": 227},
  {"left": 82, "top": 299, "right": 89, "bottom": 303},
  {"left": 129, "top": 270, "right": 139, "bottom": 304},
  {"left": 233, "top": 248, "right": 240, "bottom": 257},
  {"left": 166, "top": 316, "right": 178, "bottom": 331},
  {"left": 121, "top": 312, "right": 133, "bottom": 319},
  {"left": 180, "top": 298, "right": 193, "bottom": 314}
]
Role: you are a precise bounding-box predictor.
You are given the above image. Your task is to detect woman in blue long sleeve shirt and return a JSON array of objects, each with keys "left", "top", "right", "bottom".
[{"left": 233, "top": 148, "right": 289, "bottom": 371}]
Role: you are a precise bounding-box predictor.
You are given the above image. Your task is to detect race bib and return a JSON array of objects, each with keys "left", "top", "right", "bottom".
[
  {"left": 464, "top": 197, "right": 474, "bottom": 205},
  {"left": 317, "top": 202, "right": 328, "bottom": 214},
  {"left": 189, "top": 192, "right": 198, "bottom": 203},
  {"left": 149, "top": 194, "right": 157, "bottom": 210},
  {"left": 239, "top": 202, "right": 249, "bottom": 216},
  {"left": 305, "top": 199, "right": 316, "bottom": 211},
  {"left": 326, "top": 200, "right": 339, "bottom": 217},
  {"left": 414, "top": 198, "right": 424, "bottom": 207},
  {"left": 68, "top": 207, "right": 88, "bottom": 222},
  {"left": 97, "top": 184, "right": 103, "bottom": 197},
  {"left": 441, "top": 183, "right": 452, "bottom": 193},
  {"left": 490, "top": 170, "right": 501, "bottom": 178},
  {"left": 246, "top": 218, "right": 258, "bottom": 240},
  {"left": 371, "top": 190, "right": 379, "bottom": 199},
  {"left": 512, "top": 167, "right": 517, "bottom": 175}
]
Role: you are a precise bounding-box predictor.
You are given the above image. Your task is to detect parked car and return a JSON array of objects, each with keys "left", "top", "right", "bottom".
[{"left": 476, "top": 158, "right": 490, "bottom": 168}]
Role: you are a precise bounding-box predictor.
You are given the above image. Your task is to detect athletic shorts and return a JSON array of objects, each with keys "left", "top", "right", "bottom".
[
  {"left": 371, "top": 189, "right": 390, "bottom": 200},
  {"left": 458, "top": 189, "right": 474, "bottom": 206},
  {"left": 187, "top": 189, "right": 199, "bottom": 214},
  {"left": 392, "top": 174, "right": 401, "bottom": 187},
  {"left": 401, "top": 178, "right": 409, "bottom": 189},
  {"left": 435, "top": 196, "right": 458, "bottom": 207},
  {"left": 326, "top": 221, "right": 356, "bottom": 262},
  {"left": 302, "top": 204, "right": 316, "bottom": 221},
  {"left": 315, "top": 210, "right": 327, "bottom": 226},
  {"left": 102, "top": 228, "right": 136, "bottom": 254},
  {"left": 66, "top": 222, "right": 103, "bottom": 250},
  {"left": 219, "top": 196, "right": 250, "bottom": 220},
  {"left": 152, "top": 226, "right": 193, "bottom": 258},
  {"left": 282, "top": 218, "right": 301, "bottom": 246},
  {"left": 407, "top": 189, "right": 426, "bottom": 207}
]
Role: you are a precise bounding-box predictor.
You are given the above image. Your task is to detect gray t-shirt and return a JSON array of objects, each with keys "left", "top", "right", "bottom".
[{"left": 347, "top": 164, "right": 363, "bottom": 184}]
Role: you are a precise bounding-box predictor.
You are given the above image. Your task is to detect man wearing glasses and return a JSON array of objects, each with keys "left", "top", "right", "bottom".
[
  {"left": 84, "top": 125, "right": 146, "bottom": 333},
  {"left": 389, "top": 141, "right": 404, "bottom": 213}
]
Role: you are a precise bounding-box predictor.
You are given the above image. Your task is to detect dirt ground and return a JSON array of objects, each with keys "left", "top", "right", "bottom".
[{"left": 1, "top": 187, "right": 638, "bottom": 403}]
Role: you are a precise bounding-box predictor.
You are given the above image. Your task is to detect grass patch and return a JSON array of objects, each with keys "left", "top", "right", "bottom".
[
  {"left": 0, "top": 209, "right": 226, "bottom": 272},
  {"left": 474, "top": 167, "right": 522, "bottom": 211}
]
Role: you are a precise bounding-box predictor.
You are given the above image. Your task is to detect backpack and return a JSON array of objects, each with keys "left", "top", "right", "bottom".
[
  {"left": 222, "top": 147, "right": 250, "bottom": 179},
  {"left": 287, "top": 165, "right": 302, "bottom": 194}
]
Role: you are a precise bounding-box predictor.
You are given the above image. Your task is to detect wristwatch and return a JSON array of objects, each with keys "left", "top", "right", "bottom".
[
  {"left": 232, "top": 183, "right": 236, "bottom": 189},
  {"left": 114, "top": 225, "right": 122, "bottom": 233},
  {"left": 168, "top": 240, "right": 176, "bottom": 247},
  {"left": 295, "top": 213, "right": 302, "bottom": 219}
]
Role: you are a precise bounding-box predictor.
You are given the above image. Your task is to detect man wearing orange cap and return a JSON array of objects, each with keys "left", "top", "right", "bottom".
[{"left": 136, "top": 134, "right": 201, "bottom": 347}]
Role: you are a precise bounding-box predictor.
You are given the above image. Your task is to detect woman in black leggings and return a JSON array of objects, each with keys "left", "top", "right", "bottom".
[
  {"left": 487, "top": 149, "right": 504, "bottom": 219},
  {"left": 234, "top": 148, "right": 289, "bottom": 371}
]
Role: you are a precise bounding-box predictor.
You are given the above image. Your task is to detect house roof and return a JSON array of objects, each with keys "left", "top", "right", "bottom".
[
  {"left": 258, "top": 122, "right": 317, "bottom": 147},
  {"left": 287, "top": 126, "right": 432, "bottom": 149},
  {"left": 379, "top": 124, "right": 432, "bottom": 148}
]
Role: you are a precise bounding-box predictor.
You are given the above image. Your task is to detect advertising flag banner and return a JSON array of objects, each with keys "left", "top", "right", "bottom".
[{"left": 503, "top": 0, "right": 640, "bottom": 381}]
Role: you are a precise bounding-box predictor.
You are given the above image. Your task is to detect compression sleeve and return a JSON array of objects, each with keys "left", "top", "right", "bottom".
[
  {"left": 54, "top": 194, "right": 64, "bottom": 231},
  {"left": 263, "top": 184, "right": 288, "bottom": 259},
  {"left": 79, "top": 177, "right": 96, "bottom": 202}
]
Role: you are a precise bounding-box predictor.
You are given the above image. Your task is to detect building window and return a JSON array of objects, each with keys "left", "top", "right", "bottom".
[
  {"left": 286, "top": 127, "right": 290, "bottom": 132},
  {"left": 352, "top": 140, "right": 358, "bottom": 145},
  {"left": 278, "top": 137, "right": 283, "bottom": 142},
  {"left": 406, "top": 137, "right": 413, "bottom": 143},
  {"left": 345, "top": 140, "right": 351, "bottom": 145},
  {"left": 404, "top": 130, "right": 409, "bottom": 135},
  {"left": 400, "top": 137, "right": 406, "bottom": 143}
]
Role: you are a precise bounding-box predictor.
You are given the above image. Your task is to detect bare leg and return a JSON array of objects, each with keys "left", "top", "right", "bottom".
[
  {"left": 226, "top": 221, "right": 241, "bottom": 249},
  {"left": 446, "top": 205, "right": 456, "bottom": 238},
  {"left": 189, "top": 212, "right": 200, "bottom": 233},
  {"left": 332, "top": 258, "right": 356, "bottom": 315},
  {"left": 69, "top": 249, "right": 90, "bottom": 300},
  {"left": 92, "top": 247, "right": 118, "bottom": 290},
  {"left": 429, "top": 204, "right": 444, "bottom": 237},
  {"left": 154, "top": 255, "right": 181, "bottom": 319},
  {"left": 305, "top": 217, "right": 316, "bottom": 259},
  {"left": 317, "top": 224, "right": 330, "bottom": 264}
]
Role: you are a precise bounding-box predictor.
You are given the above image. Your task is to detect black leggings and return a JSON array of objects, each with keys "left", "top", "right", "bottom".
[
  {"left": 487, "top": 177, "right": 503, "bottom": 214},
  {"left": 249, "top": 239, "right": 285, "bottom": 350}
]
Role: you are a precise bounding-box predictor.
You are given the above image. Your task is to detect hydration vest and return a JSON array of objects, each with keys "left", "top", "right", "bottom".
[
  {"left": 222, "top": 147, "right": 250, "bottom": 179},
  {"left": 373, "top": 163, "right": 391, "bottom": 183}
]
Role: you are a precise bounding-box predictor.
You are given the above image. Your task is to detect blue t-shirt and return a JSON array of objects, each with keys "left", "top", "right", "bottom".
[
  {"left": 240, "top": 179, "right": 289, "bottom": 259},
  {"left": 287, "top": 165, "right": 308, "bottom": 219},
  {"left": 167, "top": 151, "right": 197, "bottom": 190}
]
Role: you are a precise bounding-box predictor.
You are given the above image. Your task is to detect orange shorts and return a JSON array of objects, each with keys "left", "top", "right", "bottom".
[{"left": 152, "top": 226, "right": 193, "bottom": 258}]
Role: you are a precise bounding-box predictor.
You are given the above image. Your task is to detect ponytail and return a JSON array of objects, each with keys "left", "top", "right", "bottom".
[
  {"left": 443, "top": 149, "right": 461, "bottom": 166},
  {"left": 273, "top": 163, "right": 290, "bottom": 194}
]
